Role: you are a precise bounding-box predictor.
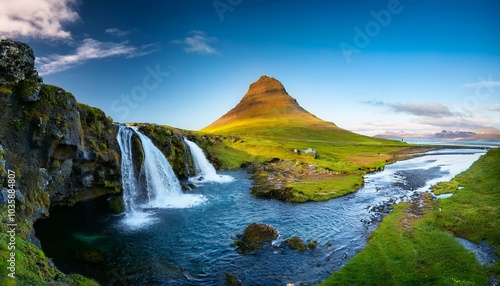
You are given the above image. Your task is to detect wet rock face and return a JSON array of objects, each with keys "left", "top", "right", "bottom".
[{"left": 233, "top": 223, "right": 278, "bottom": 254}]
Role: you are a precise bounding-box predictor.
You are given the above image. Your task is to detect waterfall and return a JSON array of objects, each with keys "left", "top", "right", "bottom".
[
  {"left": 117, "top": 125, "right": 205, "bottom": 227},
  {"left": 183, "top": 138, "right": 233, "bottom": 183}
]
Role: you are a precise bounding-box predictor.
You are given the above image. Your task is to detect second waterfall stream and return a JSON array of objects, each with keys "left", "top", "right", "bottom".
[{"left": 183, "top": 137, "right": 234, "bottom": 183}]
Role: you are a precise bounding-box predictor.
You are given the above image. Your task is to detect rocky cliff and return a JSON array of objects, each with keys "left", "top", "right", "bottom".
[
  {"left": 0, "top": 40, "right": 121, "bottom": 239},
  {"left": 0, "top": 39, "right": 226, "bottom": 285}
]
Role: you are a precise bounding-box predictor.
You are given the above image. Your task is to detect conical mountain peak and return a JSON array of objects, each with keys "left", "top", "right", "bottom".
[
  {"left": 202, "top": 75, "right": 337, "bottom": 134},
  {"left": 244, "top": 75, "right": 287, "bottom": 98}
]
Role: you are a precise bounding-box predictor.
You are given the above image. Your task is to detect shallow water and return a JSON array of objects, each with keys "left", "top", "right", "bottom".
[
  {"left": 455, "top": 237, "right": 498, "bottom": 267},
  {"left": 35, "top": 149, "right": 485, "bottom": 285}
]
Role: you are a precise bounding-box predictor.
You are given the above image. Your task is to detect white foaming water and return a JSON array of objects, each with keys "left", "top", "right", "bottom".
[
  {"left": 117, "top": 126, "right": 205, "bottom": 228},
  {"left": 183, "top": 138, "right": 233, "bottom": 183},
  {"left": 364, "top": 148, "right": 485, "bottom": 194}
]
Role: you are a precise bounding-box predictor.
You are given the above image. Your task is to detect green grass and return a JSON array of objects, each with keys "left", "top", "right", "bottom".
[
  {"left": 286, "top": 174, "right": 363, "bottom": 201},
  {"left": 319, "top": 148, "right": 500, "bottom": 285},
  {"left": 0, "top": 234, "right": 99, "bottom": 286},
  {"left": 435, "top": 148, "right": 500, "bottom": 247},
  {"left": 319, "top": 198, "right": 489, "bottom": 286},
  {"left": 432, "top": 180, "right": 460, "bottom": 195}
]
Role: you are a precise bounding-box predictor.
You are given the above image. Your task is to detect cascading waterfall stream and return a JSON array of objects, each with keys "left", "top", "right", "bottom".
[
  {"left": 183, "top": 137, "right": 233, "bottom": 183},
  {"left": 117, "top": 125, "right": 205, "bottom": 227}
]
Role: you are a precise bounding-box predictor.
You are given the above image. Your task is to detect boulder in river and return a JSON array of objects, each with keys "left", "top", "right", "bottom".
[{"left": 233, "top": 223, "right": 278, "bottom": 254}]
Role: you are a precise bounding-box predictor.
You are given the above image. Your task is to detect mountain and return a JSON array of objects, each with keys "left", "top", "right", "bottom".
[
  {"left": 203, "top": 75, "right": 334, "bottom": 131},
  {"left": 202, "top": 75, "right": 375, "bottom": 143}
]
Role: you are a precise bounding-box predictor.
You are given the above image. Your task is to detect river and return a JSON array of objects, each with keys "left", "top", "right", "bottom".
[{"left": 34, "top": 148, "right": 485, "bottom": 285}]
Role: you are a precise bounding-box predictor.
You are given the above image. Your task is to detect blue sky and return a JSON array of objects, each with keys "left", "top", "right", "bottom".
[{"left": 1, "top": 0, "right": 499, "bottom": 136}]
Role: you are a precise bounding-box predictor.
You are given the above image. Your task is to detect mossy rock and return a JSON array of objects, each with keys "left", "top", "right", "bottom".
[
  {"left": 131, "top": 133, "right": 144, "bottom": 170},
  {"left": 75, "top": 247, "right": 105, "bottom": 264},
  {"left": 308, "top": 240, "right": 318, "bottom": 249},
  {"left": 225, "top": 273, "right": 243, "bottom": 286},
  {"left": 108, "top": 196, "right": 124, "bottom": 214},
  {"left": 285, "top": 236, "right": 308, "bottom": 251},
  {"left": 0, "top": 85, "right": 12, "bottom": 95},
  {"left": 233, "top": 223, "right": 278, "bottom": 254}
]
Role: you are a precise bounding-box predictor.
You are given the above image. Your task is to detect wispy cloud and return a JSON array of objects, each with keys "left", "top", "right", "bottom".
[
  {"left": 389, "top": 102, "right": 454, "bottom": 117},
  {"left": 488, "top": 104, "right": 500, "bottom": 112},
  {"left": 0, "top": 0, "right": 79, "bottom": 39},
  {"left": 363, "top": 100, "right": 454, "bottom": 117},
  {"left": 105, "top": 28, "right": 131, "bottom": 37},
  {"left": 361, "top": 99, "right": 385, "bottom": 107},
  {"left": 463, "top": 81, "right": 500, "bottom": 88},
  {"left": 36, "top": 39, "right": 159, "bottom": 75},
  {"left": 172, "top": 31, "right": 221, "bottom": 55}
]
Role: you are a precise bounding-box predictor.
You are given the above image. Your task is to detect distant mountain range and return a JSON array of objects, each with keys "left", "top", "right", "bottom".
[{"left": 375, "top": 128, "right": 500, "bottom": 142}]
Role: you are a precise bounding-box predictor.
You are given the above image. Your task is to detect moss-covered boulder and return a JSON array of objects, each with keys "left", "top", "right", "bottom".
[
  {"left": 233, "top": 223, "right": 278, "bottom": 254},
  {"left": 285, "top": 236, "right": 308, "bottom": 251},
  {"left": 225, "top": 273, "right": 243, "bottom": 286}
]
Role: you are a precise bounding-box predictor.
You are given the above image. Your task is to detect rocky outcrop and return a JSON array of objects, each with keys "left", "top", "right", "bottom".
[
  {"left": 249, "top": 158, "right": 341, "bottom": 202},
  {"left": 0, "top": 39, "right": 121, "bottom": 236}
]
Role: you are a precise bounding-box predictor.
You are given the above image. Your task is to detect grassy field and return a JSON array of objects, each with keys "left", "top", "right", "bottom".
[{"left": 319, "top": 147, "right": 500, "bottom": 285}]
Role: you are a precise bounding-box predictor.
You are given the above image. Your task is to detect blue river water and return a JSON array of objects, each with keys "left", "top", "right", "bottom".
[{"left": 34, "top": 149, "right": 485, "bottom": 285}]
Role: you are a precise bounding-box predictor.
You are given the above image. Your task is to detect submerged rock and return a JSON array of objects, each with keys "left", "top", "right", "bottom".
[
  {"left": 233, "top": 223, "right": 278, "bottom": 254},
  {"left": 285, "top": 236, "right": 308, "bottom": 251},
  {"left": 75, "top": 247, "right": 105, "bottom": 264},
  {"left": 225, "top": 273, "right": 243, "bottom": 286}
]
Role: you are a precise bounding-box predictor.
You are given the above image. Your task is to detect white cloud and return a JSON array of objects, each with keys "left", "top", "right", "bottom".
[
  {"left": 363, "top": 100, "right": 455, "bottom": 117},
  {"left": 105, "top": 28, "right": 130, "bottom": 37},
  {"left": 0, "top": 0, "right": 79, "bottom": 39},
  {"left": 172, "top": 31, "right": 221, "bottom": 55},
  {"left": 36, "top": 39, "right": 159, "bottom": 75}
]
